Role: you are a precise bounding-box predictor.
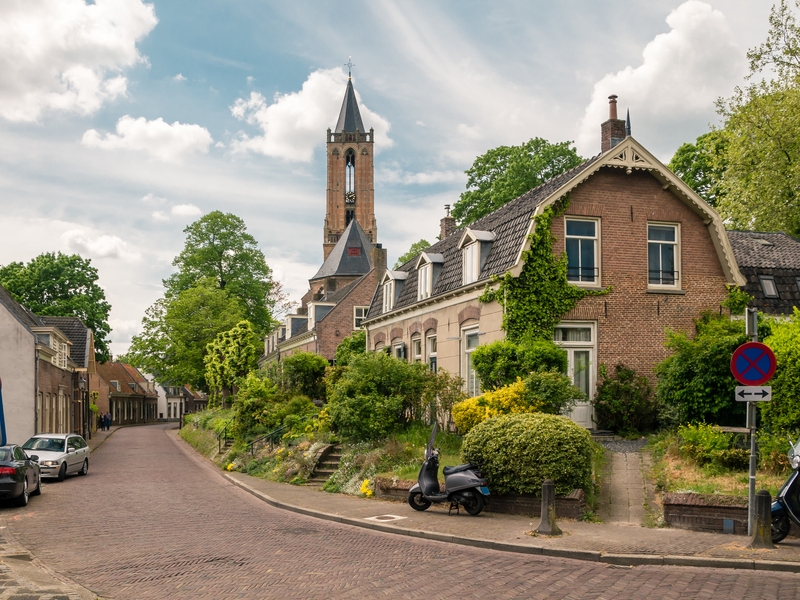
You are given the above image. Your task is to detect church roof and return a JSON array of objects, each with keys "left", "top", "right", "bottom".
[
  {"left": 334, "top": 79, "right": 365, "bottom": 133},
  {"left": 310, "top": 218, "right": 374, "bottom": 281}
]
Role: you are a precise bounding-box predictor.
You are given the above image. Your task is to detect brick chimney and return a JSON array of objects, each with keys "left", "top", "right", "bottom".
[
  {"left": 370, "top": 243, "right": 387, "bottom": 286},
  {"left": 440, "top": 204, "right": 456, "bottom": 240},
  {"left": 601, "top": 94, "right": 627, "bottom": 153}
]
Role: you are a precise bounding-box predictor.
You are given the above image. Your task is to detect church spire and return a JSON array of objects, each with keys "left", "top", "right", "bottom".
[{"left": 335, "top": 78, "right": 365, "bottom": 133}]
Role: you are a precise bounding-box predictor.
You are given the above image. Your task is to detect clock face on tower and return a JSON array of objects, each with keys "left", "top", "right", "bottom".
[{"left": 345, "top": 191, "right": 356, "bottom": 203}]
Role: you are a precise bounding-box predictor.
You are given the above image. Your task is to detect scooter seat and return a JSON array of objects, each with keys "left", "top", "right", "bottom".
[{"left": 443, "top": 464, "right": 476, "bottom": 476}]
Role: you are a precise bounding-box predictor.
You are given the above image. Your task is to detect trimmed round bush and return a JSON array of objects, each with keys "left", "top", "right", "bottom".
[{"left": 461, "top": 413, "right": 593, "bottom": 496}]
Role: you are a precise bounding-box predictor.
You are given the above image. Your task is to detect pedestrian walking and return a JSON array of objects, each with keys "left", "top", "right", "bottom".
[
  {"left": 105, "top": 412, "right": 111, "bottom": 430},
  {"left": 98, "top": 414, "right": 104, "bottom": 431}
]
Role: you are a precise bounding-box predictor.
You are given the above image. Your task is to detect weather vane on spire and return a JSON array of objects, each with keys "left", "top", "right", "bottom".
[{"left": 345, "top": 56, "right": 354, "bottom": 79}]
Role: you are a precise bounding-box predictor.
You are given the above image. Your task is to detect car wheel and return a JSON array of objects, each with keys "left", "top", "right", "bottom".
[
  {"left": 30, "top": 473, "right": 42, "bottom": 496},
  {"left": 13, "top": 480, "right": 29, "bottom": 507},
  {"left": 79, "top": 460, "right": 88, "bottom": 476},
  {"left": 56, "top": 463, "right": 67, "bottom": 482}
]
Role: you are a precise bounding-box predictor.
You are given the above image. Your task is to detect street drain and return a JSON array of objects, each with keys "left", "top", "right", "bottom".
[{"left": 364, "top": 515, "right": 407, "bottom": 522}]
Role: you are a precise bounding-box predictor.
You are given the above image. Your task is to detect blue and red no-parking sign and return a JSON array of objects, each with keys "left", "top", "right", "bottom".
[{"left": 731, "top": 342, "right": 777, "bottom": 386}]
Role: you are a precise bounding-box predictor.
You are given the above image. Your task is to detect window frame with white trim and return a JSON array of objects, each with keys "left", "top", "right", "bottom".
[
  {"left": 647, "top": 222, "right": 681, "bottom": 289},
  {"left": 565, "top": 217, "right": 600, "bottom": 286},
  {"left": 427, "top": 334, "right": 437, "bottom": 373},
  {"left": 354, "top": 306, "right": 369, "bottom": 328},
  {"left": 553, "top": 321, "right": 597, "bottom": 429},
  {"left": 462, "top": 326, "right": 481, "bottom": 398}
]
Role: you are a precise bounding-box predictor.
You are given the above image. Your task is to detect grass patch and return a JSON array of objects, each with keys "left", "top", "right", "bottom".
[
  {"left": 375, "top": 421, "right": 463, "bottom": 482},
  {"left": 179, "top": 425, "right": 219, "bottom": 458}
]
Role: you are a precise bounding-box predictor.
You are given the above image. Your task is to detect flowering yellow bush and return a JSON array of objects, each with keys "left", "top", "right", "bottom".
[
  {"left": 360, "top": 478, "right": 374, "bottom": 497},
  {"left": 453, "top": 378, "right": 542, "bottom": 434},
  {"left": 226, "top": 463, "right": 235, "bottom": 471}
]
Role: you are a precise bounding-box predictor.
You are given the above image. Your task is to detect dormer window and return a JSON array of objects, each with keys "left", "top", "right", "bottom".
[
  {"left": 457, "top": 229, "right": 495, "bottom": 286},
  {"left": 415, "top": 252, "right": 444, "bottom": 301},
  {"left": 381, "top": 271, "right": 408, "bottom": 313}
]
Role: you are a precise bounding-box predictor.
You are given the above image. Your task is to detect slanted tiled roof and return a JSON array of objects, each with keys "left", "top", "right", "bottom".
[
  {"left": 40, "top": 316, "right": 89, "bottom": 368},
  {"left": 367, "top": 155, "right": 603, "bottom": 319},
  {"left": 335, "top": 79, "right": 366, "bottom": 133},
  {"left": 0, "top": 284, "right": 42, "bottom": 331},
  {"left": 325, "top": 273, "right": 368, "bottom": 304},
  {"left": 310, "top": 219, "right": 374, "bottom": 281},
  {"left": 727, "top": 230, "right": 800, "bottom": 315}
]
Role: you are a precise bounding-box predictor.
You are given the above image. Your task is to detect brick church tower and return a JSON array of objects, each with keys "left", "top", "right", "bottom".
[{"left": 323, "top": 77, "right": 378, "bottom": 260}]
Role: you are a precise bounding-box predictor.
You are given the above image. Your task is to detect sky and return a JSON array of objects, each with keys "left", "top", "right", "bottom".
[{"left": 0, "top": 0, "right": 777, "bottom": 355}]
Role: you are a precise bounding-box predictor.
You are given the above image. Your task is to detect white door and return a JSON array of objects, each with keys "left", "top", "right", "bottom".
[{"left": 554, "top": 323, "right": 596, "bottom": 429}]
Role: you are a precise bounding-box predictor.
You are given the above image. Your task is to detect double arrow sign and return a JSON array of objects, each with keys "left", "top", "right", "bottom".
[{"left": 735, "top": 386, "right": 772, "bottom": 402}]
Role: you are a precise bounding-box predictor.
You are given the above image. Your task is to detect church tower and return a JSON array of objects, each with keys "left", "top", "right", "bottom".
[{"left": 323, "top": 76, "right": 377, "bottom": 260}]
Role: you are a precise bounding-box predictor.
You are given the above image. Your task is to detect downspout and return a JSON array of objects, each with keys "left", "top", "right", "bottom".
[{"left": 34, "top": 348, "right": 39, "bottom": 434}]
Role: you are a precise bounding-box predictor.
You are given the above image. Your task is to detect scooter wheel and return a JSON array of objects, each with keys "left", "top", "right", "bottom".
[
  {"left": 408, "top": 492, "right": 431, "bottom": 511},
  {"left": 462, "top": 488, "right": 484, "bottom": 516},
  {"left": 772, "top": 514, "right": 791, "bottom": 544}
]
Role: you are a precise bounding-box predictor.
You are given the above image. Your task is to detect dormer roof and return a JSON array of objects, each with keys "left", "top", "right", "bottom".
[
  {"left": 415, "top": 252, "right": 444, "bottom": 269},
  {"left": 457, "top": 228, "right": 496, "bottom": 249}
]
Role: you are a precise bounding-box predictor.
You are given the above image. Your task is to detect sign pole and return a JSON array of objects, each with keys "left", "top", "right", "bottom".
[{"left": 745, "top": 307, "right": 758, "bottom": 537}]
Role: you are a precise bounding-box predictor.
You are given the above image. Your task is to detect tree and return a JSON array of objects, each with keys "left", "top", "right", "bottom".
[
  {"left": 452, "top": 138, "right": 584, "bottom": 226},
  {"left": 127, "top": 279, "right": 244, "bottom": 390},
  {"left": 164, "top": 211, "right": 276, "bottom": 332},
  {"left": 334, "top": 330, "right": 366, "bottom": 366},
  {"left": 204, "top": 320, "right": 261, "bottom": 403},
  {"left": 394, "top": 239, "right": 431, "bottom": 269},
  {"left": 714, "top": 0, "right": 800, "bottom": 235},
  {"left": 0, "top": 252, "right": 112, "bottom": 362},
  {"left": 668, "top": 131, "right": 728, "bottom": 207}
]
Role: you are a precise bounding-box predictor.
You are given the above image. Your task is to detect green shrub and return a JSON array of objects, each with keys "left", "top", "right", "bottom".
[
  {"left": 710, "top": 448, "right": 750, "bottom": 471},
  {"left": 334, "top": 330, "right": 366, "bottom": 366},
  {"left": 281, "top": 352, "right": 329, "bottom": 399},
  {"left": 524, "top": 369, "right": 581, "bottom": 416},
  {"left": 677, "top": 422, "right": 731, "bottom": 465},
  {"left": 758, "top": 429, "right": 794, "bottom": 474},
  {"left": 471, "top": 337, "right": 567, "bottom": 390},
  {"left": 760, "top": 309, "right": 800, "bottom": 432},
  {"left": 592, "top": 364, "right": 656, "bottom": 434},
  {"left": 326, "top": 392, "right": 404, "bottom": 441},
  {"left": 461, "top": 412, "right": 593, "bottom": 496},
  {"left": 656, "top": 312, "right": 773, "bottom": 426}
]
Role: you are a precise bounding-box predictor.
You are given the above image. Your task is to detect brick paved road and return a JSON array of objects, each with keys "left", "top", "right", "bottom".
[{"left": 4, "top": 424, "right": 800, "bottom": 600}]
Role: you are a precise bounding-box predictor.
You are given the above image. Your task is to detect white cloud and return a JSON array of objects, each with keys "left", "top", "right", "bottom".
[
  {"left": 151, "top": 210, "right": 169, "bottom": 221},
  {"left": 379, "top": 168, "right": 465, "bottom": 185},
  {"left": 576, "top": 0, "right": 746, "bottom": 156},
  {"left": 82, "top": 115, "right": 213, "bottom": 162},
  {"left": 0, "top": 0, "right": 157, "bottom": 122},
  {"left": 171, "top": 204, "right": 202, "bottom": 217},
  {"left": 108, "top": 318, "right": 140, "bottom": 346},
  {"left": 61, "top": 230, "right": 142, "bottom": 262},
  {"left": 230, "top": 67, "right": 393, "bottom": 162},
  {"left": 247, "top": 76, "right": 255, "bottom": 84},
  {"left": 141, "top": 192, "right": 167, "bottom": 205},
  {"left": 172, "top": 73, "right": 187, "bottom": 81}
]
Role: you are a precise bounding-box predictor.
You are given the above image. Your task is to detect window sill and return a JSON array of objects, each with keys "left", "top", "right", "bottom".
[
  {"left": 569, "top": 284, "right": 609, "bottom": 292},
  {"left": 646, "top": 288, "right": 686, "bottom": 295}
]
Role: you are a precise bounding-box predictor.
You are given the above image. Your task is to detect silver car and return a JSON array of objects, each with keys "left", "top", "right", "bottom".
[{"left": 22, "top": 434, "right": 90, "bottom": 481}]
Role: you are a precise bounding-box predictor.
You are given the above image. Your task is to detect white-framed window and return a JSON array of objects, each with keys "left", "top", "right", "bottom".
[
  {"left": 354, "top": 306, "right": 369, "bottom": 328},
  {"left": 383, "top": 280, "right": 394, "bottom": 312},
  {"left": 463, "top": 242, "right": 479, "bottom": 285},
  {"left": 462, "top": 327, "right": 481, "bottom": 397},
  {"left": 374, "top": 343, "right": 385, "bottom": 352},
  {"left": 648, "top": 223, "right": 680, "bottom": 287},
  {"left": 565, "top": 218, "right": 599, "bottom": 285},
  {"left": 411, "top": 337, "right": 422, "bottom": 362},
  {"left": 760, "top": 275, "right": 779, "bottom": 298},
  {"left": 393, "top": 342, "right": 405, "bottom": 360},
  {"left": 427, "top": 335, "right": 437, "bottom": 373},
  {"left": 418, "top": 263, "right": 432, "bottom": 300},
  {"left": 553, "top": 321, "right": 596, "bottom": 429}
]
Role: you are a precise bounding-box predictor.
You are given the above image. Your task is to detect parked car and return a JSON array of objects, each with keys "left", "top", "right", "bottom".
[
  {"left": 0, "top": 445, "right": 42, "bottom": 507},
  {"left": 22, "top": 434, "right": 90, "bottom": 481}
]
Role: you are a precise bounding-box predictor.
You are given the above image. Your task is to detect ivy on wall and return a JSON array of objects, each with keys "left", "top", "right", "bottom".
[{"left": 479, "top": 196, "right": 610, "bottom": 341}]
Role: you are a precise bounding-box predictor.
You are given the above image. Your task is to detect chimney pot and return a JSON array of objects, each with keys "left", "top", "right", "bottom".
[{"left": 608, "top": 95, "right": 618, "bottom": 120}]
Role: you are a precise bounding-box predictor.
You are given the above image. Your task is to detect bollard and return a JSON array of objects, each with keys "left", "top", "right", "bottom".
[
  {"left": 534, "top": 479, "right": 562, "bottom": 536},
  {"left": 748, "top": 489, "right": 774, "bottom": 549}
]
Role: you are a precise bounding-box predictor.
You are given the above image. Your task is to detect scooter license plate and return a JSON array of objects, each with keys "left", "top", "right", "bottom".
[{"left": 480, "top": 486, "right": 490, "bottom": 495}]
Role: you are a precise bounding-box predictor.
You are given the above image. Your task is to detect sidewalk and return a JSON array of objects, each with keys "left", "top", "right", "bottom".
[{"left": 201, "top": 434, "right": 800, "bottom": 573}]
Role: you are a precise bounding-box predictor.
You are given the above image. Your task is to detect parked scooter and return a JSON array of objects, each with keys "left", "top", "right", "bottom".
[
  {"left": 407, "top": 423, "right": 489, "bottom": 516},
  {"left": 771, "top": 436, "right": 800, "bottom": 543}
]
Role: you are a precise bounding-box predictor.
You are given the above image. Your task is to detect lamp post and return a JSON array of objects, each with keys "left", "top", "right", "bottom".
[{"left": 78, "top": 377, "right": 91, "bottom": 441}]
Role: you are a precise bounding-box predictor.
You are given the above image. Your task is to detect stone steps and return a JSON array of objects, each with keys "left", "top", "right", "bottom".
[{"left": 304, "top": 444, "right": 342, "bottom": 486}]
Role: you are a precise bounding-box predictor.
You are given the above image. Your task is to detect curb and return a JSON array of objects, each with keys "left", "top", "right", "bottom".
[{"left": 222, "top": 473, "right": 800, "bottom": 574}]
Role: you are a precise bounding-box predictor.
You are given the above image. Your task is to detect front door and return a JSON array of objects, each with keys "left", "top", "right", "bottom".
[{"left": 554, "top": 323, "right": 596, "bottom": 429}]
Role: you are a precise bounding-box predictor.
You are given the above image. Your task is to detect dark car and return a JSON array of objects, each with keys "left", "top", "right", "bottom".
[{"left": 0, "top": 445, "right": 42, "bottom": 507}]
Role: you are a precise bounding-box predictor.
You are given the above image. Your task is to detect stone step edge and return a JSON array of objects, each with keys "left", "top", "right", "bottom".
[{"left": 221, "top": 473, "right": 800, "bottom": 574}]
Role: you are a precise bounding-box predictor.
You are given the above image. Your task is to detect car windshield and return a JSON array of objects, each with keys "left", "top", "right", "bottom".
[
  {"left": 22, "top": 438, "right": 66, "bottom": 452},
  {"left": 0, "top": 448, "right": 11, "bottom": 461}
]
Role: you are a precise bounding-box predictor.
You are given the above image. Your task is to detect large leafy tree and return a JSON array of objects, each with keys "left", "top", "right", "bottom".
[
  {"left": 668, "top": 131, "right": 728, "bottom": 208},
  {"left": 0, "top": 252, "right": 112, "bottom": 362},
  {"left": 394, "top": 239, "right": 430, "bottom": 269},
  {"left": 127, "top": 279, "right": 244, "bottom": 390},
  {"left": 204, "top": 320, "right": 261, "bottom": 403},
  {"left": 714, "top": 0, "right": 800, "bottom": 235},
  {"left": 452, "top": 138, "right": 584, "bottom": 226},
  {"left": 165, "top": 211, "right": 276, "bottom": 332}
]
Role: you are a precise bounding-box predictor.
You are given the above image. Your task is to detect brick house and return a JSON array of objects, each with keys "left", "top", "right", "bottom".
[
  {"left": 261, "top": 76, "right": 386, "bottom": 364},
  {"left": 727, "top": 230, "right": 800, "bottom": 316},
  {"left": 96, "top": 361, "right": 158, "bottom": 426},
  {"left": 181, "top": 385, "right": 208, "bottom": 413},
  {"left": 362, "top": 97, "right": 745, "bottom": 429}
]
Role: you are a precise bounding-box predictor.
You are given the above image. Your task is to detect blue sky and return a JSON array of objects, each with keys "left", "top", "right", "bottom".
[{"left": 0, "top": 0, "right": 774, "bottom": 354}]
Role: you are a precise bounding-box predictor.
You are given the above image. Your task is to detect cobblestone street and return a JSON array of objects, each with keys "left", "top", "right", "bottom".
[{"left": 3, "top": 424, "right": 800, "bottom": 600}]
